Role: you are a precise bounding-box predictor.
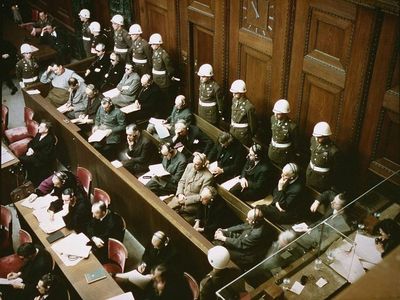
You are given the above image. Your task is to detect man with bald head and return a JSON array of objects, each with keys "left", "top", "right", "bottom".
[{"left": 132, "top": 74, "right": 162, "bottom": 119}]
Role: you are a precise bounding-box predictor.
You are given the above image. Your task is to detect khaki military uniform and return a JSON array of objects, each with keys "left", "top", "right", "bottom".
[
  {"left": 268, "top": 115, "right": 298, "bottom": 167},
  {"left": 229, "top": 97, "right": 256, "bottom": 146},
  {"left": 306, "top": 137, "right": 340, "bottom": 192},
  {"left": 16, "top": 58, "right": 39, "bottom": 87},
  {"left": 198, "top": 79, "right": 224, "bottom": 125},
  {"left": 151, "top": 47, "right": 174, "bottom": 89},
  {"left": 113, "top": 28, "right": 131, "bottom": 61},
  {"left": 129, "top": 36, "right": 151, "bottom": 76},
  {"left": 81, "top": 20, "right": 92, "bottom": 57}
]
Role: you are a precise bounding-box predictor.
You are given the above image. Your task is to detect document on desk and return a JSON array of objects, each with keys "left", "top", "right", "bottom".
[
  {"left": 149, "top": 118, "right": 170, "bottom": 138},
  {"left": 51, "top": 232, "right": 91, "bottom": 266},
  {"left": 21, "top": 194, "right": 57, "bottom": 210},
  {"left": 111, "top": 160, "right": 123, "bottom": 168},
  {"left": 208, "top": 161, "right": 218, "bottom": 172},
  {"left": 102, "top": 88, "right": 120, "bottom": 98},
  {"left": 57, "top": 103, "right": 69, "bottom": 113},
  {"left": 88, "top": 129, "right": 108, "bottom": 143},
  {"left": 149, "top": 163, "right": 170, "bottom": 177},
  {"left": 1, "top": 146, "right": 15, "bottom": 165},
  {"left": 26, "top": 89, "right": 41, "bottom": 95},
  {"left": 290, "top": 281, "right": 305, "bottom": 295},
  {"left": 0, "top": 277, "right": 23, "bottom": 285},
  {"left": 329, "top": 244, "right": 365, "bottom": 283},
  {"left": 138, "top": 171, "right": 153, "bottom": 185},
  {"left": 221, "top": 176, "right": 240, "bottom": 191},
  {"left": 120, "top": 103, "right": 140, "bottom": 114},
  {"left": 354, "top": 233, "right": 382, "bottom": 266},
  {"left": 33, "top": 209, "right": 66, "bottom": 234},
  {"left": 107, "top": 292, "right": 135, "bottom": 300}
]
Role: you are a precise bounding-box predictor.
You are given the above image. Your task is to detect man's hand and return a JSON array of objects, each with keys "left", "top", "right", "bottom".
[
  {"left": 92, "top": 237, "right": 104, "bottom": 248},
  {"left": 275, "top": 202, "right": 286, "bottom": 212},
  {"left": 92, "top": 126, "right": 98, "bottom": 134},
  {"left": 177, "top": 194, "right": 186, "bottom": 204},
  {"left": 7, "top": 272, "right": 20, "bottom": 280},
  {"left": 278, "top": 177, "right": 288, "bottom": 191},
  {"left": 46, "top": 65, "right": 53, "bottom": 73},
  {"left": 211, "top": 166, "right": 224, "bottom": 176},
  {"left": 214, "top": 230, "right": 227, "bottom": 242},
  {"left": 310, "top": 200, "right": 320, "bottom": 212},
  {"left": 375, "top": 241, "right": 384, "bottom": 253},
  {"left": 26, "top": 148, "right": 34, "bottom": 156},
  {"left": 85, "top": 69, "right": 90, "bottom": 77},
  {"left": 137, "top": 262, "right": 146, "bottom": 273},
  {"left": 2, "top": 54, "right": 10, "bottom": 59},
  {"left": 12, "top": 282, "right": 25, "bottom": 289},
  {"left": 240, "top": 178, "right": 248, "bottom": 189}
]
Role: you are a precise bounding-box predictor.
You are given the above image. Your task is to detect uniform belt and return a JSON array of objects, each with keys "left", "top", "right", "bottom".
[
  {"left": 199, "top": 100, "right": 216, "bottom": 107},
  {"left": 152, "top": 68, "right": 166, "bottom": 75},
  {"left": 114, "top": 46, "right": 128, "bottom": 53},
  {"left": 22, "top": 76, "right": 38, "bottom": 83},
  {"left": 309, "top": 161, "right": 330, "bottom": 172},
  {"left": 231, "top": 121, "right": 248, "bottom": 128},
  {"left": 82, "top": 36, "right": 91, "bottom": 41},
  {"left": 271, "top": 139, "right": 291, "bottom": 148},
  {"left": 132, "top": 57, "right": 147, "bottom": 64}
]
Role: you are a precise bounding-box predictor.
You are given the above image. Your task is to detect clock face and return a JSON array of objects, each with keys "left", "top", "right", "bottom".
[{"left": 242, "top": 0, "right": 274, "bottom": 38}]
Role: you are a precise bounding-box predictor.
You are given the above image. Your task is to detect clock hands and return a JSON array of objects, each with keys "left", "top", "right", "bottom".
[{"left": 251, "top": 0, "right": 260, "bottom": 19}]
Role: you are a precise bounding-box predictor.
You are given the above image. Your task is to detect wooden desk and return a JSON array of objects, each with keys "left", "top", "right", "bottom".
[
  {"left": 1, "top": 142, "right": 22, "bottom": 204},
  {"left": 14, "top": 199, "right": 125, "bottom": 300}
]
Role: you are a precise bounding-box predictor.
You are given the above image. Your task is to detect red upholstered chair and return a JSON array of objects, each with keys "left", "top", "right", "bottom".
[
  {"left": 102, "top": 238, "right": 128, "bottom": 274},
  {"left": 19, "top": 229, "right": 32, "bottom": 244},
  {"left": 0, "top": 205, "right": 13, "bottom": 256},
  {"left": 77, "top": 166, "right": 92, "bottom": 195},
  {"left": 184, "top": 272, "right": 200, "bottom": 300},
  {"left": 1, "top": 105, "right": 8, "bottom": 136},
  {"left": 93, "top": 188, "right": 111, "bottom": 207},
  {"left": 4, "top": 107, "right": 35, "bottom": 144},
  {"left": 8, "top": 120, "right": 39, "bottom": 157}
]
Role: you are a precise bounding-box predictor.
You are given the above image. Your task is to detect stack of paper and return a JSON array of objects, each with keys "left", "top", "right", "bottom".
[
  {"left": 52, "top": 233, "right": 91, "bottom": 266},
  {"left": 0, "top": 277, "right": 23, "bottom": 286},
  {"left": 221, "top": 176, "right": 240, "bottom": 191},
  {"left": 21, "top": 194, "right": 57, "bottom": 210},
  {"left": 111, "top": 160, "right": 123, "bottom": 168},
  {"left": 149, "top": 117, "right": 170, "bottom": 138},
  {"left": 354, "top": 233, "right": 382, "bottom": 269},
  {"left": 107, "top": 292, "right": 135, "bottom": 300},
  {"left": 120, "top": 103, "right": 140, "bottom": 114},
  {"left": 88, "top": 129, "right": 108, "bottom": 143},
  {"left": 148, "top": 163, "right": 170, "bottom": 177},
  {"left": 102, "top": 88, "right": 120, "bottom": 98},
  {"left": 1, "top": 146, "right": 15, "bottom": 165},
  {"left": 33, "top": 209, "right": 66, "bottom": 234},
  {"left": 26, "top": 89, "right": 41, "bottom": 95},
  {"left": 57, "top": 103, "right": 70, "bottom": 113},
  {"left": 208, "top": 161, "right": 218, "bottom": 172}
]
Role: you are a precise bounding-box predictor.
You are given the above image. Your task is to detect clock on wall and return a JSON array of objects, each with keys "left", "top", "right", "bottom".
[{"left": 242, "top": 0, "right": 274, "bottom": 38}]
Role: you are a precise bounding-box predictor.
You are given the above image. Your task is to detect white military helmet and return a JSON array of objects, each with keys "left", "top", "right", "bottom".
[
  {"left": 149, "top": 33, "right": 163, "bottom": 45},
  {"left": 230, "top": 79, "right": 247, "bottom": 93},
  {"left": 197, "top": 64, "right": 213, "bottom": 77},
  {"left": 273, "top": 99, "right": 290, "bottom": 114},
  {"left": 89, "top": 21, "right": 101, "bottom": 33},
  {"left": 208, "top": 246, "right": 230, "bottom": 269},
  {"left": 79, "top": 9, "right": 90, "bottom": 19},
  {"left": 20, "top": 43, "right": 32, "bottom": 54},
  {"left": 129, "top": 24, "right": 142, "bottom": 35},
  {"left": 313, "top": 122, "right": 332, "bottom": 137},
  {"left": 111, "top": 14, "right": 124, "bottom": 25}
]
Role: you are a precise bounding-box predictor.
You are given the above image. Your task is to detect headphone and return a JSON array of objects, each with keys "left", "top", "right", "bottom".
[
  {"left": 250, "top": 144, "right": 263, "bottom": 159},
  {"left": 249, "top": 208, "right": 263, "bottom": 225},
  {"left": 287, "top": 163, "right": 298, "bottom": 176},
  {"left": 54, "top": 171, "right": 68, "bottom": 184},
  {"left": 153, "top": 231, "right": 169, "bottom": 247}
]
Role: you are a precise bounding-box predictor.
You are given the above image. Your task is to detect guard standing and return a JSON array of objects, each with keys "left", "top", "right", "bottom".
[
  {"left": 128, "top": 24, "right": 151, "bottom": 76},
  {"left": 78, "top": 9, "right": 92, "bottom": 57},
  {"left": 306, "top": 122, "right": 341, "bottom": 192},
  {"left": 229, "top": 80, "right": 256, "bottom": 146},
  {"left": 111, "top": 14, "right": 131, "bottom": 61},
  {"left": 16, "top": 43, "right": 39, "bottom": 88},
  {"left": 197, "top": 64, "right": 224, "bottom": 125},
  {"left": 268, "top": 99, "right": 298, "bottom": 167}
]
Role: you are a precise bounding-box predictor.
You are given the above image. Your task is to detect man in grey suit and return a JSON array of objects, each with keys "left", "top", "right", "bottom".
[
  {"left": 214, "top": 208, "right": 274, "bottom": 269},
  {"left": 111, "top": 63, "right": 141, "bottom": 107},
  {"left": 146, "top": 142, "right": 187, "bottom": 196},
  {"left": 168, "top": 152, "right": 213, "bottom": 214},
  {"left": 64, "top": 77, "right": 87, "bottom": 119}
]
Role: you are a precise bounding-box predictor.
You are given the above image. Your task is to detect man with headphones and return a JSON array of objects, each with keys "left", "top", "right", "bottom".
[
  {"left": 214, "top": 208, "right": 274, "bottom": 269},
  {"left": 257, "top": 163, "right": 306, "bottom": 224},
  {"left": 167, "top": 152, "right": 213, "bottom": 214},
  {"left": 131, "top": 74, "right": 163, "bottom": 120},
  {"left": 146, "top": 142, "right": 187, "bottom": 196},
  {"left": 230, "top": 144, "right": 274, "bottom": 202}
]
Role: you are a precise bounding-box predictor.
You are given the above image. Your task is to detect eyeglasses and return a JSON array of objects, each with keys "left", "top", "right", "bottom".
[
  {"left": 125, "top": 68, "right": 132, "bottom": 70},
  {"left": 110, "top": 59, "right": 116, "bottom": 62}
]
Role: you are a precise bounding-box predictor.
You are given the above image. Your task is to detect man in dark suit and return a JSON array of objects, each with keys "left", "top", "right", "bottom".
[
  {"left": 207, "top": 132, "right": 246, "bottom": 183},
  {"left": 257, "top": 163, "right": 305, "bottom": 224},
  {"left": 214, "top": 208, "right": 274, "bottom": 269},
  {"left": 84, "top": 43, "right": 110, "bottom": 89},
  {"left": 131, "top": 74, "right": 163, "bottom": 120},
  {"left": 3, "top": 243, "right": 52, "bottom": 300},
  {"left": 100, "top": 52, "right": 125, "bottom": 92},
  {"left": 171, "top": 120, "right": 213, "bottom": 160},
  {"left": 40, "top": 24, "right": 70, "bottom": 64},
  {"left": 118, "top": 123, "right": 155, "bottom": 176},
  {"left": 146, "top": 142, "right": 187, "bottom": 196},
  {"left": 230, "top": 144, "right": 274, "bottom": 202},
  {"left": 48, "top": 188, "right": 91, "bottom": 233},
  {"left": 85, "top": 201, "right": 124, "bottom": 262}
]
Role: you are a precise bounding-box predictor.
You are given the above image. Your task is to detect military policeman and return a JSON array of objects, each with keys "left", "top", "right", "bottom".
[
  {"left": 111, "top": 14, "right": 131, "bottom": 61},
  {"left": 229, "top": 80, "right": 256, "bottom": 146},
  {"left": 306, "top": 122, "right": 341, "bottom": 192},
  {"left": 268, "top": 99, "right": 298, "bottom": 167},
  {"left": 89, "top": 22, "right": 108, "bottom": 55},
  {"left": 16, "top": 44, "right": 39, "bottom": 88},
  {"left": 79, "top": 9, "right": 92, "bottom": 57},
  {"left": 128, "top": 24, "right": 151, "bottom": 76},
  {"left": 197, "top": 64, "right": 224, "bottom": 125}
]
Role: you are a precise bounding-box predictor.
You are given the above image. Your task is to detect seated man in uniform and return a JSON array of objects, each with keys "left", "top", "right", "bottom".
[
  {"left": 85, "top": 201, "right": 124, "bottom": 262},
  {"left": 256, "top": 163, "right": 306, "bottom": 224},
  {"left": 207, "top": 132, "right": 246, "bottom": 183},
  {"left": 213, "top": 208, "right": 274, "bottom": 269},
  {"left": 146, "top": 142, "right": 187, "bottom": 196},
  {"left": 40, "top": 63, "right": 84, "bottom": 107},
  {"left": 230, "top": 144, "right": 274, "bottom": 202},
  {"left": 118, "top": 123, "right": 155, "bottom": 176},
  {"left": 91, "top": 97, "right": 126, "bottom": 160},
  {"left": 110, "top": 63, "right": 141, "bottom": 107},
  {"left": 167, "top": 153, "right": 213, "bottom": 214}
]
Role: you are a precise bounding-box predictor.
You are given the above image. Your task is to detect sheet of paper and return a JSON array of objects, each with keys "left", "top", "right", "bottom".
[
  {"left": 138, "top": 171, "right": 153, "bottom": 185},
  {"left": 21, "top": 194, "right": 57, "bottom": 210},
  {"left": 280, "top": 250, "right": 292, "bottom": 260},
  {"left": 316, "top": 277, "right": 328, "bottom": 288},
  {"left": 159, "top": 194, "right": 174, "bottom": 201},
  {"left": 26, "top": 89, "right": 40, "bottom": 95},
  {"left": 354, "top": 233, "right": 382, "bottom": 265},
  {"left": 88, "top": 129, "right": 108, "bottom": 143},
  {"left": 290, "top": 281, "right": 305, "bottom": 295},
  {"left": 292, "top": 222, "right": 309, "bottom": 232},
  {"left": 221, "top": 176, "right": 240, "bottom": 191},
  {"left": 1, "top": 146, "right": 15, "bottom": 165},
  {"left": 149, "top": 117, "right": 165, "bottom": 125},
  {"left": 0, "top": 277, "right": 23, "bottom": 285},
  {"left": 51, "top": 232, "right": 91, "bottom": 259},
  {"left": 120, "top": 103, "right": 141, "bottom": 114},
  {"left": 360, "top": 259, "right": 376, "bottom": 270},
  {"left": 329, "top": 248, "right": 365, "bottom": 283},
  {"left": 33, "top": 209, "right": 66, "bottom": 234},
  {"left": 148, "top": 163, "right": 170, "bottom": 177},
  {"left": 154, "top": 123, "right": 170, "bottom": 139},
  {"left": 111, "top": 160, "right": 123, "bottom": 168},
  {"left": 208, "top": 161, "right": 218, "bottom": 172},
  {"left": 107, "top": 292, "right": 135, "bottom": 300},
  {"left": 102, "top": 88, "right": 120, "bottom": 98},
  {"left": 57, "top": 104, "right": 69, "bottom": 113}
]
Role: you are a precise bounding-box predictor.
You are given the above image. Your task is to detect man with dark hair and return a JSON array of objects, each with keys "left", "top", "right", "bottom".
[
  {"left": 111, "top": 63, "right": 141, "bottom": 107},
  {"left": 48, "top": 188, "right": 91, "bottom": 233},
  {"left": 73, "top": 84, "right": 102, "bottom": 130},
  {"left": 34, "top": 273, "right": 69, "bottom": 300},
  {"left": 132, "top": 74, "right": 163, "bottom": 120},
  {"left": 31, "top": 11, "right": 53, "bottom": 36},
  {"left": 84, "top": 43, "right": 110, "bottom": 88},
  {"left": 40, "top": 24, "right": 70, "bottom": 64},
  {"left": 4, "top": 243, "right": 52, "bottom": 299},
  {"left": 100, "top": 52, "right": 125, "bottom": 92},
  {"left": 85, "top": 201, "right": 124, "bottom": 262},
  {"left": 310, "top": 190, "right": 348, "bottom": 218},
  {"left": 63, "top": 77, "right": 87, "bottom": 119}
]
